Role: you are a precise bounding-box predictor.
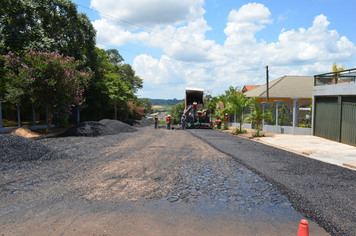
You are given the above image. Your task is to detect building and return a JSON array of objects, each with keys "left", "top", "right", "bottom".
[
  {"left": 313, "top": 68, "right": 356, "bottom": 146},
  {"left": 242, "top": 85, "right": 259, "bottom": 93},
  {"left": 239, "top": 75, "right": 314, "bottom": 135}
]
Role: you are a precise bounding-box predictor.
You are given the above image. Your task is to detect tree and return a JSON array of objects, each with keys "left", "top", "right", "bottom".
[
  {"left": 118, "top": 64, "right": 143, "bottom": 93},
  {"left": 2, "top": 50, "right": 92, "bottom": 132},
  {"left": 127, "top": 101, "right": 144, "bottom": 120},
  {"left": 168, "top": 102, "right": 184, "bottom": 125},
  {"left": 244, "top": 97, "right": 272, "bottom": 137},
  {"left": 137, "top": 98, "right": 153, "bottom": 115},
  {"left": 102, "top": 73, "right": 133, "bottom": 120},
  {"left": 106, "top": 49, "right": 124, "bottom": 65},
  {"left": 228, "top": 93, "right": 252, "bottom": 132},
  {"left": 331, "top": 62, "right": 345, "bottom": 84},
  {"left": 0, "top": 0, "right": 97, "bottom": 64}
]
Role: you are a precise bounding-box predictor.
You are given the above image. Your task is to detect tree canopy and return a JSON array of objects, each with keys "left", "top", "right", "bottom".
[{"left": 2, "top": 50, "right": 92, "bottom": 131}]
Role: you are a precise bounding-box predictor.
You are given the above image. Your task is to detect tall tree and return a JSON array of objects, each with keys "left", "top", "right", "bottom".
[
  {"left": 137, "top": 98, "right": 153, "bottom": 115},
  {"left": 118, "top": 64, "right": 143, "bottom": 93},
  {"left": 102, "top": 73, "right": 133, "bottom": 120},
  {"left": 168, "top": 102, "right": 184, "bottom": 125},
  {"left": 106, "top": 49, "right": 124, "bottom": 65},
  {"left": 0, "top": 0, "right": 97, "bottom": 64},
  {"left": 3, "top": 50, "right": 92, "bottom": 132}
]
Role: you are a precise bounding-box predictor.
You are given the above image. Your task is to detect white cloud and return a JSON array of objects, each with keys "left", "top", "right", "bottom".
[
  {"left": 228, "top": 3, "right": 272, "bottom": 24},
  {"left": 90, "top": 1, "right": 356, "bottom": 98},
  {"left": 90, "top": 0, "right": 205, "bottom": 28},
  {"left": 264, "top": 15, "right": 356, "bottom": 65}
]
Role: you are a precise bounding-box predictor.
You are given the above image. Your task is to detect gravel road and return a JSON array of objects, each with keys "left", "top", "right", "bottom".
[
  {"left": 188, "top": 129, "right": 356, "bottom": 236},
  {"left": 0, "top": 126, "right": 334, "bottom": 235}
]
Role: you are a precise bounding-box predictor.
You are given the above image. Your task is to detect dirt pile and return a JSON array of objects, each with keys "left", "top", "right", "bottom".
[
  {"left": 0, "top": 134, "right": 59, "bottom": 162},
  {"left": 57, "top": 121, "right": 118, "bottom": 137},
  {"left": 10, "top": 127, "right": 40, "bottom": 138},
  {"left": 99, "top": 119, "right": 138, "bottom": 133}
]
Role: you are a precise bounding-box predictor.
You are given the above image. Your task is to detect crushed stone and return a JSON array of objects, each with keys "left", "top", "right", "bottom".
[
  {"left": 0, "top": 134, "right": 62, "bottom": 163},
  {"left": 121, "top": 119, "right": 140, "bottom": 126},
  {"left": 99, "top": 119, "right": 138, "bottom": 133},
  {"left": 136, "top": 119, "right": 154, "bottom": 127},
  {"left": 57, "top": 121, "right": 118, "bottom": 137}
]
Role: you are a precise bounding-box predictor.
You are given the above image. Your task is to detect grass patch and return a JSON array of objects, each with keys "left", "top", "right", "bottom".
[{"left": 232, "top": 128, "right": 247, "bottom": 135}]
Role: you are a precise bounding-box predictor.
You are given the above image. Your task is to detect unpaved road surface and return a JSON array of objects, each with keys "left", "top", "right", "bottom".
[{"left": 0, "top": 127, "right": 333, "bottom": 235}]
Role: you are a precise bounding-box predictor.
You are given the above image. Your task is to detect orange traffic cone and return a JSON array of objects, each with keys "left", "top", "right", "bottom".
[{"left": 297, "top": 219, "right": 309, "bottom": 236}]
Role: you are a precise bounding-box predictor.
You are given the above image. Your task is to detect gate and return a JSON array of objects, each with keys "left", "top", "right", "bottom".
[
  {"left": 314, "top": 97, "right": 339, "bottom": 142},
  {"left": 341, "top": 102, "right": 356, "bottom": 146}
]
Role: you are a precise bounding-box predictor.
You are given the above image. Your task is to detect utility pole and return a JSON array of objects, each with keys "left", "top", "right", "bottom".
[{"left": 266, "top": 65, "right": 269, "bottom": 104}]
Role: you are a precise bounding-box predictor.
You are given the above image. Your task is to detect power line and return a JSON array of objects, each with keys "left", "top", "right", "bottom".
[
  {"left": 98, "top": 42, "right": 215, "bottom": 72},
  {"left": 77, "top": 3, "right": 263, "bottom": 68}
]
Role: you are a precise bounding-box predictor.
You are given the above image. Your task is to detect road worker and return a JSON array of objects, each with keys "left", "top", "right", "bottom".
[{"left": 166, "top": 115, "right": 171, "bottom": 130}]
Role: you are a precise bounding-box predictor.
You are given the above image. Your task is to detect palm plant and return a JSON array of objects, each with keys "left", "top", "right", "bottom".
[
  {"left": 244, "top": 97, "right": 272, "bottom": 137},
  {"left": 228, "top": 93, "right": 252, "bottom": 132}
]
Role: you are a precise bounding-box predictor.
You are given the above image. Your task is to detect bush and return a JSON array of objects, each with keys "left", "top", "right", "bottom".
[
  {"left": 232, "top": 128, "right": 247, "bottom": 135},
  {"left": 222, "top": 122, "right": 229, "bottom": 130}
]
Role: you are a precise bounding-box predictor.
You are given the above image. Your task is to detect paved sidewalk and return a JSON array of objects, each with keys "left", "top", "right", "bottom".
[{"left": 223, "top": 127, "right": 356, "bottom": 170}]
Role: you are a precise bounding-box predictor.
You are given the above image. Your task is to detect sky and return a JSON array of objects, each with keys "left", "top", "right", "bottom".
[{"left": 72, "top": 0, "right": 356, "bottom": 99}]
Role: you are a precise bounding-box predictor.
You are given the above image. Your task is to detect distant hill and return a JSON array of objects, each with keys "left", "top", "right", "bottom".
[
  {"left": 150, "top": 98, "right": 184, "bottom": 106},
  {"left": 150, "top": 99, "right": 184, "bottom": 112}
]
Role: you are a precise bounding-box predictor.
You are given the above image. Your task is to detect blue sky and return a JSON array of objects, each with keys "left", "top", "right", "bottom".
[{"left": 72, "top": 0, "right": 356, "bottom": 99}]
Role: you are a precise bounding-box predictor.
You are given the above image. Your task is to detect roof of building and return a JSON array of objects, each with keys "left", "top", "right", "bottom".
[
  {"left": 243, "top": 75, "right": 314, "bottom": 98},
  {"left": 242, "top": 85, "right": 260, "bottom": 92}
]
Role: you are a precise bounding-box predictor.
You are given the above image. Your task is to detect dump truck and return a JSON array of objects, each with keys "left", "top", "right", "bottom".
[{"left": 184, "top": 88, "right": 212, "bottom": 129}]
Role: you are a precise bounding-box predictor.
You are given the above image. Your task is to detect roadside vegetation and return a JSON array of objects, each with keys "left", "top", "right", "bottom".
[
  {"left": 0, "top": 0, "right": 153, "bottom": 131},
  {"left": 205, "top": 86, "right": 272, "bottom": 137}
]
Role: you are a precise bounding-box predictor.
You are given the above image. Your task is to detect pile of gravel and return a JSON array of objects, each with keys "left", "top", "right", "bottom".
[
  {"left": 0, "top": 134, "right": 60, "bottom": 162},
  {"left": 136, "top": 119, "right": 154, "bottom": 127},
  {"left": 57, "top": 121, "right": 118, "bottom": 137},
  {"left": 99, "top": 119, "right": 138, "bottom": 133},
  {"left": 121, "top": 119, "right": 140, "bottom": 126}
]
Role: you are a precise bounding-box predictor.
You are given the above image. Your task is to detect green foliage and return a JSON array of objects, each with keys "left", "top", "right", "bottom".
[
  {"left": 168, "top": 102, "right": 185, "bottom": 125},
  {"left": 82, "top": 48, "right": 143, "bottom": 121},
  {"left": 0, "top": 0, "right": 96, "bottom": 63},
  {"left": 332, "top": 62, "right": 345, "bottom": 72},
  {"left": 106, "top": 49, "right": 124, "bottom": 65},
  {"left": 2, "top": 50, "right": 92, "bottom": 131},
  {"left": 119, "top": 64, "right": 143, "bottom": 93},
  {"left": 0, "top": 0, "right": 146, "bottom": 123},
  {"left": 226, "top": 91, "right": 252, "bottom": 131},
  {"left": 137, "top": 98, "right": 153, "bottom": 114},
  {"left": 244, "top": 97, "right": 272, "bottom": 137},
  {"left": 232, "top": 127, "right": 247, "bottom": 135},
  {"left": 127, "top": 101, "right": 144, "bottom": 120},
  {"left": 222, "top": 122, "right": 229, "bottom": 130},
  {"left": 278, "top": 104, "right": 292, "bottom": 126}
]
